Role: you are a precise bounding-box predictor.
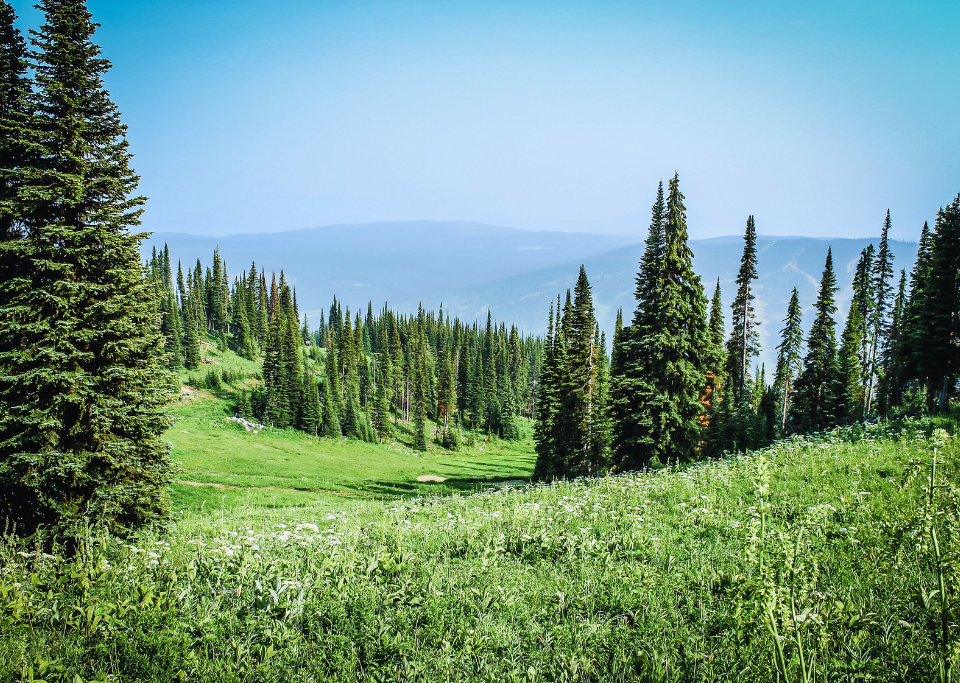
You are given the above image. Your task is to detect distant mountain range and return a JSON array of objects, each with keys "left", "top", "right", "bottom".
[{"left": 143, "top": 221, "right": 918, "bottom": 370}]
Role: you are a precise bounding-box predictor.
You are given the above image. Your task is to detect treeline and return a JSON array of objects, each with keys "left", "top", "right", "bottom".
[
  {"left": 534, "top": 175, "right": 960, "bottom": 479},
  {"left": 147, "top": 248, "right": 543, "bottom": 448}
]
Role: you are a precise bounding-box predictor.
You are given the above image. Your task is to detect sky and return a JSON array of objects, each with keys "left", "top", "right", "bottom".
[{"left": 10, "top": 0, "right": 960, "bottom": 240}]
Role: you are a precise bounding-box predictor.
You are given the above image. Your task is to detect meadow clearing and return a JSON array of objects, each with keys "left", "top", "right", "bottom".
[{"left": 0, "top": 392, "right": 955, "bottom": 681}]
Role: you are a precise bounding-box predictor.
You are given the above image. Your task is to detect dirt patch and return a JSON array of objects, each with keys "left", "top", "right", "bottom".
[
  {"left": 416, "top": 475, "right": 447, "bottom": 483},
  {"left": 178, "top": 480, "right": 227, "bottom": 490},
  {"left": 175, "top": 480, "right": 365, "bottom": 496}
]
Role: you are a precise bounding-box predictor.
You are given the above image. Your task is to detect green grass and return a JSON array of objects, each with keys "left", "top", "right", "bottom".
[
  {"left": 169, "top": 393, "right": 535, "bottom": 508},
  {"left": 2, "top": 415, "right": 957, "bottom": 681},
  {"left": 168, "top": 335, "right": 537, "bottom": 511}
]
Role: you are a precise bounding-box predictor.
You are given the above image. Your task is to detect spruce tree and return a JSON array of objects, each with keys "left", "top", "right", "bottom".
[
  {"left": 0, "top": 0, "right": 174, "bottom": 535},
  {"left": 773, "top": 287, "right": 803, "bottom": 432},
  {"left": 371, "top": 353, "right": 392, "bottom": 443},
  {"left": 866, "top": 211, "right": 894, "bottom": 413},
  {"left": 300, "top": 368, "right": 320, "bottom": 436},
  {"left": 896, "top": 221, "right": 935, "bottom": 398},
  {"left": 411, "top": 326, "right": 429, "bottom": 451},
  {"left": 878, "top": 270, "right": 907, "bottom": 410},
  {"left": 913, "top": 197, "right": 960, "bottom": 409},
  {"left": 611, "top": 175, "right": 709, "bottom": 468},
  {"left": 322, "top": 340, "right": 342, "bottom": 437},
  {"left": 437, "top": 343, "right": 456, "bottom": 438},
  {"left": 0, "top": 0, "right": 34, "bottom": 245},
  {"left": 181, "top": 294, "right": 202, "bottom": 370},
  {"left": 532, "top": 302, "right": 559, "bottom": 481},
  {"left": 790, "top": 249, "right": 841, "bottom": 433},
  {"left": 706, "top": 279, "right": 725, "bottom": 378},
  {"left": 837, "top": 298, "right": 865, "bottom": 421},
  {"left": 541, "top": 267, "right": 608, "bottom": 477},
  {"left": 725, "top": 216, "right": 760, "bottom": 405}
]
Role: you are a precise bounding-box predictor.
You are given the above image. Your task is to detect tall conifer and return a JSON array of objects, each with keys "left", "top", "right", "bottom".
[
  {"left": 0, "top": 0, "right": 173, "bottom": 534},
  {"left": 773, "top": 287, "right": 803, "bottom": 432},
  {"left": 611, "top": 175, "right": 708, "bottom": 468},
  {"left": 866, "top": 211, "right": 894, "bottom": 413},
  {"left": 790, "top": 249, "right": 841, "bottom": 432},
  {"left": 725, "top": 216, "right": 760, "bottom": 404}
]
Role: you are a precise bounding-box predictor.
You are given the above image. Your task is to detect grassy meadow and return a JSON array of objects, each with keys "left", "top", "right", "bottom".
[
  {"left": 170, "top": 397, "right": 536, "bottom": 514},
  {"left": 1, "top": 403, "right": 957, "bottom": 681}
]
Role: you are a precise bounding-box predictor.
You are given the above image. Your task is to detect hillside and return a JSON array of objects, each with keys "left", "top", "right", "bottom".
[{"left": 2, "top": 410, "right": 953, "bottom": 681}]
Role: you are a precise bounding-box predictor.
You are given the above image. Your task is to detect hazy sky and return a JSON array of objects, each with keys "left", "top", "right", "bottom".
[{"left": 10, "top": 0, "right": 959, "bottom": 239}]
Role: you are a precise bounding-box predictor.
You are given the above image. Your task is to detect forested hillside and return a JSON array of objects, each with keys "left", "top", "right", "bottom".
[{"left": 144, "top": 225, "right": 918, "bottom": 371}]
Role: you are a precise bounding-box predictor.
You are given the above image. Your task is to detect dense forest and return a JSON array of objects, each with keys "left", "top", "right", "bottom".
[
  {"left": 146, "top": 246, "right": 543, "bottom": 449},
  {"left": 533, "top": 175, "right": 960, "bottom": 479}
]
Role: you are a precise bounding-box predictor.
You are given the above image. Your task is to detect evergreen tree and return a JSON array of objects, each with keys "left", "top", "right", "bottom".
[
  {"left": 866, "top": 211, "right": 894, "bottom": 413},
  {"left": 300, "top": 368, "right": 320, "bottom": 436},
  {"left": 837, "top": 298, "right": 865, "bottom": 421},
  {"left": 610, "top": 308, "right": 624, "bottom": 377},
  {"left": 533, "top": 299, "right": 567, "bottom": 481},
  {"left": 725, "top": 216, "right": 760, "bottom": 405},
  {"left": 235, "top": 389, "right": 252, "bottom": 421},
  {"left": 611, "top": 175, "right": 709, "bottom": 468},
  {"left": 0, "top": 0, "right": 34, "bottom": 245},
  {"left": 790, "top": 249, "right": 841, "bottom": 433},
  {"left": 0, "top": 0, "right": 174, "bottom": 535},
  {"left": 913, "top": 197, "right": 960, "bottom": 409},
  {"left": 896, "top": 221, "right": 935, "bottom": 400},
  {"left": 322, "top": 339, "right": 342, "bottom": 437},
  {"left": 535, "top": 267, "right": 608, "bottom": 478},
  {"left": 773, "top": 287, "right": 803, "bottom": 432},
  {"left": 706, "top": 279, "right": 726, "bottom": 377},
  {"left": 371, "top": 353, "right": 392, "bottom": 443},
  {"left": 181, "top": 293, "right": 202, "bottom": 370},
  {"left": 878, "top": 270, "right": 907, "bottom": 410},
  {"left": 411, "top": 326, "right": 429, "bottom": 451},
  {"left": 436, "top": 343, "right": 456, "bottom": 438}
]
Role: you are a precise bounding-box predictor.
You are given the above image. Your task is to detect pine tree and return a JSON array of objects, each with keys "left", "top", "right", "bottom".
[
  {"left": 322, "top": 338, "right": 342, "bottom": 437},
  {"left": 536, "top": 267, "right": 608, "bottom": 478},
  {"left": 878, "top": 270, "right": 907, "bottom": 410},
  {"left": 0, "top": 0, "right": 174, "bottom": 535},
  {"left": 371, "top": 352, "right": 392, "bottom": 443},
  {"left": 235, "top": 389, "right": 252, "bottom": 421},
  {"left": 0, "top": 0, "right": 34, "bottom": 245},
  {"left": 610, "top": 308, "right": 624, "bottom": 377},
  {"left": 773, "top": 287, "right": 803, "bottom": 432},
  {"left": 896, "top": 221, "right": 935, "bottom": 398},
  {"left": 181, "top": 293, "right": 202, "bottom": 370},
  {"left": 790, "top": 249, "right": 841, "bottom": 433},
  {"left": 850, "top": 246, "right": 875, "bottom": 414},
  {"left": 837, "top": 298, "right": 865, "bottom": 422},
  {"left": 706, "top": 280, "right": 725, "bottom": 377},
  {"left": 533, "top": 299, "right": 567, "bottom": 481},
  {"left": 913, "top": 197, "right": 960, "bottom": 409},
  {"left": 411, "top": 326, "right": 429, "bottom": 451},
  {"left": 725, "top": 216, "right": 760, "bottom": 405},
  {"left": 611, "top": 175, "right": 709, "bottom": 468},
  {"left": 866, "top": 211, "right": 894, "bottom": 413},
  {"left": 436, "top": 343, "right": 456, "bottom": 438},
  {"left": 300, "top": 368, "right": 320, "bottom": 436}
]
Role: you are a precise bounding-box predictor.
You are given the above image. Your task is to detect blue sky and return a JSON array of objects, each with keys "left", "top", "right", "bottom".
[{"left": 10, "top": 0, "right": 960, "bottom": 239}]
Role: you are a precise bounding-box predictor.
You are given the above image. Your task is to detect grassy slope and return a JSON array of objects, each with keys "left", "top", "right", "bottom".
[
  {"left": 2, "top": 416, "right": 955, "bottom": 681},
  {"left": 169, "top": 337, "right": 536, "bottom": 512}
]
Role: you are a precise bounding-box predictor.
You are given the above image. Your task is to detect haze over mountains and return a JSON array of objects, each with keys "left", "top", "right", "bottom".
[{"left": 144, "top": 221, "right": 918, "bottom": 369}]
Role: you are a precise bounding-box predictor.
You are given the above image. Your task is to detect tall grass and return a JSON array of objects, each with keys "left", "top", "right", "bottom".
[{"left": 0, "top": 417, "right": 955, "bottom": 681}]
